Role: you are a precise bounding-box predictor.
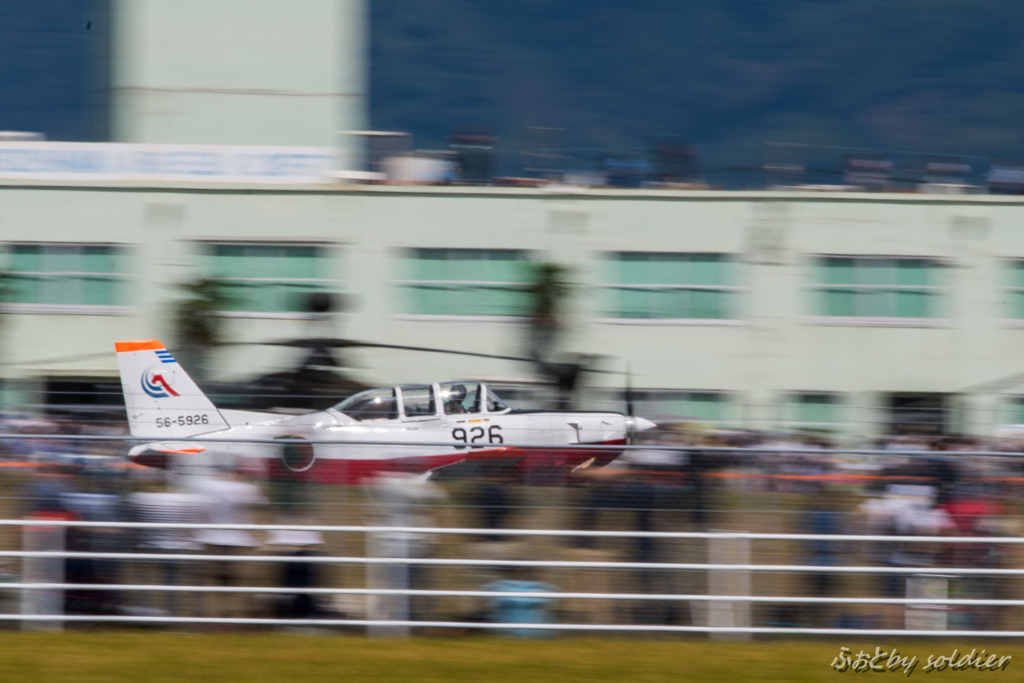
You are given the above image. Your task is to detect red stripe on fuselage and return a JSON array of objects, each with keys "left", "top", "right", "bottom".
[{"left": 236, "top": 439, "right": 628, "bottom": 485}]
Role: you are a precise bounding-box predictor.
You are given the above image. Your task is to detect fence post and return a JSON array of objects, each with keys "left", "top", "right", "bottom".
[
  {"left": 21, "top": 515, "right": 69, "bottom": 631},
  {"left": 366, "top": 529, "right": 410, "bottom": 637},
  {"left": 905, "top": 574, "right": 951, "bottom": 631},
  {"left": 708, "top": 532, "right": 751, "bottom": 640}
]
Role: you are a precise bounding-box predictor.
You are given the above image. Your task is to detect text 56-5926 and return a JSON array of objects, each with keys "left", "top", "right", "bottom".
[{"left": 155, "top": 415, "right": 209, "bottom": 428}]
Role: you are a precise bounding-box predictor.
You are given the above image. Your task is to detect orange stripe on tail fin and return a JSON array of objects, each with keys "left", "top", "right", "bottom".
[{"left": 115, "top": 340, "right": 166, "bottom": 353}]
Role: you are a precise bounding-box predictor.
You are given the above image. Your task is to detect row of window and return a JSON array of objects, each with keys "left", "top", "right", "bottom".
[
  {"left": 4, "top": 244, "right": 327, "bottom": 313},
  {"left": 6, "top": 245, "right": 126, "bottom": 308},
  {"left": 207, "top": 244, "right": 327, "bottom": 313},
  {"left": 3, "top": 244, "right": 1024, "bottom": 321},
  {"left": 630, "top": 392, "right": 1024, "bottom": 427},
  {"left": 630, "top": 391, "right": 838, "bottom": 425}
]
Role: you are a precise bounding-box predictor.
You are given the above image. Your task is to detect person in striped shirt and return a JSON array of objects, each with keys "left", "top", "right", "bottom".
[{"left": 130, "top": 480, "right": 206, "bottom": 616}]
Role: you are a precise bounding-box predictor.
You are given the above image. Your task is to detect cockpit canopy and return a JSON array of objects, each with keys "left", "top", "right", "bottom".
[
  {"left": 332, "top": 381, "right": 508, "bottom": 422},
  {"left": 332, "top": 387, "right": 398, "bottom": 422}
]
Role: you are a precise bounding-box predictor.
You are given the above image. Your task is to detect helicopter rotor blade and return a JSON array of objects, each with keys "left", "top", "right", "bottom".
[{"left": 243, "top": 338, "right": 614, "bottom": 372}]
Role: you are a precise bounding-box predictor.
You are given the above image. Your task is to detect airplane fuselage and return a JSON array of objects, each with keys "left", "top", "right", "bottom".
[
  {"left": 116, "top": 341, "right": 654, "bottom": 484},
  {"left": 134, "top": 407, "right": 634, "bottom": 483}
]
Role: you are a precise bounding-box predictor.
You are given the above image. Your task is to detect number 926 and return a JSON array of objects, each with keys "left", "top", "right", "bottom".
[{"left": 452, "top": 425, "right": 502, "bottom": 446}]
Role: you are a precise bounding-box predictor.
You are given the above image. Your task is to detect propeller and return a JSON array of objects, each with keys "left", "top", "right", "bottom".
[
  {"left": 625, "top": 364, "right": 637, "bottom": 445},
  {"left": 623, "top": 365, "right": 656, "bottom": 442},
  {"left": 625, "top": 363, "right": 635, "bottom": 418}
]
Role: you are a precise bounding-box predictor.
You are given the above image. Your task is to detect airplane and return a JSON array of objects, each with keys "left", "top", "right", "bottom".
[{"left": 115, "top": 339, "right": 657, "bottom": 484}]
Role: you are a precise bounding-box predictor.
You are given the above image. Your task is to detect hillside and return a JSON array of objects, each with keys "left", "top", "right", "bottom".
[
  {"left": 3, "top": 0, "right": 1024, "bottom": 173},
  {"left": 371, "top": 0, "right": 1024, "bottom": 166}
]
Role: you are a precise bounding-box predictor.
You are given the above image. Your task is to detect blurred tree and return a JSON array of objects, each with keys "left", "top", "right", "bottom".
[
  {"left": 524, "top": 262, "right": 590, "bottom": 408},
  {"left": 525, "top": 262, "right": 571, "bottom": 365},
  {"left": 172, "top": 277, "right": 233, "bottom": 383},
  {"left": 0, "top": 270, "right": 10, "bottom": 305},
  {"left": 0, "top": 271, "right": 12, "bottom": 410}
]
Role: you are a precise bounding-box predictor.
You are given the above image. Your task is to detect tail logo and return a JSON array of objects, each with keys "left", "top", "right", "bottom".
[{"left": 142, "top": 365, "right": 180, "bottom": 398}]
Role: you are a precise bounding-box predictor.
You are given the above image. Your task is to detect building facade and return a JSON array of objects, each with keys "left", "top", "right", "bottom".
[
  {"left": 111, "top": 0, "right": 367, "bottom": 156},
  {"left": 2, "top": 181, "right": 1024, "bottom": 439}
]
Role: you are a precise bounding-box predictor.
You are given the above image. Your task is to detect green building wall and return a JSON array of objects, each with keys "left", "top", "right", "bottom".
[{"left": 1, "top": 183, "right": 1023, "bottom": 439}]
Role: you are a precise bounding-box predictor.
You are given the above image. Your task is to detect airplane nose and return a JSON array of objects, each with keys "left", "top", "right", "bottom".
[{"left": 628, "top": 416, "right": 657, "bottom": 432}]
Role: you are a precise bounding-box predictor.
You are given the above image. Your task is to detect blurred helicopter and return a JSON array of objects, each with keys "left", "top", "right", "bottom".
[
  {"left": 199, "top": 289, "right": 597, "bottom": 412},
  {"left": 116, "top": 339, "right": 656, "bottom": 484},
  {"left": 213, "top": 335, "right": 602, "bottom": 411}
]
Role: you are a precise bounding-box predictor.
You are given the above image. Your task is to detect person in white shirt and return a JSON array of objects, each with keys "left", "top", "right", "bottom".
[
  {"left": 191, "top": 469, "right": 267, "bottom": 617},
  {"left": 858, "top": 484, "right": 954, "bottom": 628}
]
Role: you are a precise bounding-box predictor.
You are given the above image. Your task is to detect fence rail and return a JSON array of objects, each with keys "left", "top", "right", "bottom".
[
  {"left": 4, "top": 431, "right": 1024, "bottom": 459},
  {"left": 0, "top": 519, "right": 1016, "bottom": 543},
  {"left": 1, "top": 520, "right": 1020, "bottom": 636},
  {"left": 9, "top": 583, "right": 1024, "bottom": 606},
  {"left": 4, "top": 616, "right": 1024, "bottom": 637},
  {"left": 3, "top": 550, "right": 1021, "bottom": 574}
]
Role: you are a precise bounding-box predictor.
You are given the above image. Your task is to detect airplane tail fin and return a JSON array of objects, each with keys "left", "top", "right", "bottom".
[{"left": 115, "top": 340, "right": 229, "bottom": 438}]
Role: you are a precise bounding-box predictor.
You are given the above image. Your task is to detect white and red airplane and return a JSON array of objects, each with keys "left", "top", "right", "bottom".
[{"left": 115, "top": 340, "right": 656, "bottom": 483}]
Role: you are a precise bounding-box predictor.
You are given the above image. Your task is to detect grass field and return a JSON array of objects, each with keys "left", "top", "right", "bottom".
[{"left": 0, "top": 634, "right": 1019, "bottom": 683}]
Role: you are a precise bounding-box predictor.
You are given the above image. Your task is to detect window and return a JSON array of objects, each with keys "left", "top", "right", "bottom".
[
  {"left": 631, "top": 390, "right": 731, "bottom": 424},
  {"left": 784, "top": 393, "right": 841, "bottom": 426},
  {"left": 483, "top": 385, "right": 535, "bottom": 410},
  {"left": 440, "top": 381, "right": 481, "bottom": 415},
  {"left": 333, "top": 388, "right": 398, "bottom": 422},
  {"left": 1004, "top": 397, "right": 1024, "bottom": 425},
  {"left": 400, "top": 249, "right": 532, "bottom": 316},
  {"left": 0, "top": 379, "right": 11, "bottom": 412},
  {"left": 486, "top": 387, "right": 509, "bottom": 413},
  {"left": 888, "top": 393, "right": 950, "bottom": 435},
  {"left": 5, "top": 244, "right": 125, "bottom": 308},
  {"left": 810, "top": 257, "right": 944, "bottom": 319},
  {"left": 604, "top": 253, "right": 735, "bottom": 319},
  {"left": 401, "top": 385, "right": 437, "bottom": 418},
  {"left": 1005, "top": 261, "right": 1024, "bottom": 319},
  {"left": 205, "top": 244, "right": 332, "bottom": 314}
]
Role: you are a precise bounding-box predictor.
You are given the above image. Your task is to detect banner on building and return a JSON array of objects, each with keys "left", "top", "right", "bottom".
[{"left": 0, "top": 142, "right": 339, "bottom": 184}]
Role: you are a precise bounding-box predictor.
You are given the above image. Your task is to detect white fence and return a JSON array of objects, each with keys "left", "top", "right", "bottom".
[{"left": 0, "top": 520, "right": 1020, "bottom": 636}]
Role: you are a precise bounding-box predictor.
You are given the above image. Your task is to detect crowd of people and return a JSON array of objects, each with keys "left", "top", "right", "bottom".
[{"left": 0, "top": 412, "right": 1023, "bottom": 634}]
